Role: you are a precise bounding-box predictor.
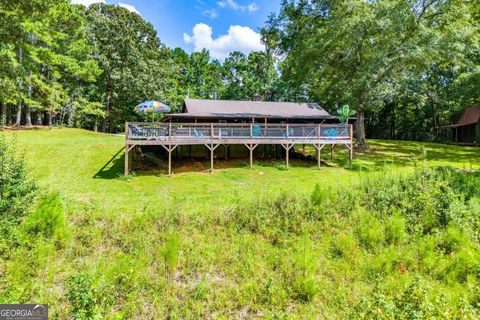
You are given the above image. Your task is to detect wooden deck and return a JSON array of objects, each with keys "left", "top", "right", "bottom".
[{"left": 125, "top": 122, "right": 353, "bottom": 175}]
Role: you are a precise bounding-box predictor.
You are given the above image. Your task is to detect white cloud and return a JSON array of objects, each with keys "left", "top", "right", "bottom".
[
  {"left": 71, "top": 0, "right": 106, "bottom": 6},
  {"left": 183, "top": 23, "right": 264, "bottom": 60},
  {"left": 217, "top": 0, "right": 259, "bottom": 12},
  {"left": 202, "top": 9, "right": 218, "bottom": 19},
  {"left": 247, "top": 3, "right": 259, "bottom": 12},
  {"left": 117, "top": 2, "right": 140, "bottom": 15}
]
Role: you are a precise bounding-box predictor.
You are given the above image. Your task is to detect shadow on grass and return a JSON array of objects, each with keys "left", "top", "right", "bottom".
[
  {"left": 93, "top": 151, "right": 342, "bottom": 178},
  {"left": 94, "top": 141, "right": 478, "bottom": 178},
  {"left": 93, "top": 148, "right": 125, "bottom": 179}
]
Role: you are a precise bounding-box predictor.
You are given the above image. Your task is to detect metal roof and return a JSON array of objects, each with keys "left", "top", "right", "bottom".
[
  {"left": 167, "top": 99, "right": 334, "bottom": 119},
  {"left": 443, "top": 106, "right": 480, "bottom": 128}
]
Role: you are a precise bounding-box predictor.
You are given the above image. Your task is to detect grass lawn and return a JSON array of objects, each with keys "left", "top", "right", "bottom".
[
  {"left": 2, "top": 128, "right": 480, "bottom": 318},
  {"left": 9, "top": 128, "right": 480, "bottom": 214}
]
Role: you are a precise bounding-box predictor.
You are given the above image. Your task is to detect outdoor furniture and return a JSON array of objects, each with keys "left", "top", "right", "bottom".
[
  {"left": 252, "top": 125, "right": 261, "bottom": 137},
  {"left": 284, "top": 128, "right": 294, "bottom": 138},
  {"left": 193, "top": 128, "right": 204, "bottom": 138},
  {"left": 322, "top": 128, "right": 338, "bottom": 139}
]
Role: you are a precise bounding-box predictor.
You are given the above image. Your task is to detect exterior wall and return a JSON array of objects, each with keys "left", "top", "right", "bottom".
[
  {"left": 455, "top": 124, "right": 478, "bottom": 143},
  {"left": 476, "top": 123, "right": 480, "bottom": 145}
]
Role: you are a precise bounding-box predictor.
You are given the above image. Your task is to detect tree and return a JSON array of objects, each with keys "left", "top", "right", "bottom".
[
  {"left": 263, "top": 0, "right": 478, "bottom": 147},
  {"left": 85, "top": 3, "right": 176, "bottom": 132},
  {"left": 0, "top": 0, "right": 100, "bottom": 127}
]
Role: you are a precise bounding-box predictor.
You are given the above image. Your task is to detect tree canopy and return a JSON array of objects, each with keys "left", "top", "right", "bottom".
[
  {"left": 0, "top": 0, "right": 478, "bottom": 142},
  {"left": 262, "top": 0, "right": 480, "bottom": 145}
]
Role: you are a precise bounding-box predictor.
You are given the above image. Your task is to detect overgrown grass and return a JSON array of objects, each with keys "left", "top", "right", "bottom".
[{"left": 0, "top": 128, "right": 479, "bottom": 318}]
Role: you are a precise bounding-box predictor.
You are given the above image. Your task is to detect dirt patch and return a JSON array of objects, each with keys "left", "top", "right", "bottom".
[{"left": 1, "top": 125, "right": 51, "bottom": 131}]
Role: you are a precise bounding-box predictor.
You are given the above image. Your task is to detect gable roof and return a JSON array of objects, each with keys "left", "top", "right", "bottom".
[
  {"left": 443, "top": 106, "right": 480, "bottom": 128},
  {"left": 457, "top": 106, "right": 480, "bottom": 126},
  {"left": 167, "top": 99, "right": 333, "bottom": 119}
]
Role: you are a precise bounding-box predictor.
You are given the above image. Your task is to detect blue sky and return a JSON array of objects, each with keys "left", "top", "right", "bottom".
[{"left": 72, "top": 0, "right": 281, "bottom": 60}]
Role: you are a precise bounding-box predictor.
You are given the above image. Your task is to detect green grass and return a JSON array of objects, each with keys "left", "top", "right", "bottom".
[
  {"left": 8, "top": 128, "right": 479, "bottom": 214},
  {"left": 1, "top": 128, "right": 479, "bottom": 318}
]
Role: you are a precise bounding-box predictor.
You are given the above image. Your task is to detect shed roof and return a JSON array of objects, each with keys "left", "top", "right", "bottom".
[
  {"left": 167, "top": 99, "right": 334, "bottom": 119},
  {"left": 443, "top": 106, "right": 480, "bottom": 128}
]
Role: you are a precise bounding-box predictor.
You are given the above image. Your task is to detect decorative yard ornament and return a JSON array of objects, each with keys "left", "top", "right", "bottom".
[{"left": 337, "top": 104, "right": 356, "bottom": 124}]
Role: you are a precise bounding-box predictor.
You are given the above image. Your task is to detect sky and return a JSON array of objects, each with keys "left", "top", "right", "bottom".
[{"left": 71, "top": 0, "right": 281, "bottom": 60}]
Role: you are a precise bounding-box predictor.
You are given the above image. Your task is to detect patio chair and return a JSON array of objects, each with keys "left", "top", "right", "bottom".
[
  {"left": 252, "top": 125, "right": 261, "bottom": 137},
  {"left": 283, "top": 128, "right": 294, "bottom": 138},
  {"left": 193, "top": 128, "right": 204, "bottom": 138},
  {"left": 321, "top": 128, "right": 338, "bottom": 139}
]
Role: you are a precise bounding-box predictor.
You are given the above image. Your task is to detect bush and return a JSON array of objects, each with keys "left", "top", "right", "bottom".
[
  {"left": 384, "top": 210, "right": 407, "bottom": 245},
  {"left": 66, "top": 273, "right": 97, "bottom": 319},
  {"left": 0, "top": 135, "right": 36, "bottom": 222},
  {"left": 353, "top": 209, "right": 384, "bottom": 249},
  {"left": 290, "top": 236, "right": 319, "bottom": 302},
  {"left": 161, "top": 232, "right": 181, "bottom": 279},
  {"left": 22, "top": 193, "right": 69, "bottom": 244}
]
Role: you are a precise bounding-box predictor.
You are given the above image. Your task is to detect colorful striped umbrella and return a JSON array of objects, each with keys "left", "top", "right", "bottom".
[{"left": 135, "top": 101, "right": 171, "bottom": 113}]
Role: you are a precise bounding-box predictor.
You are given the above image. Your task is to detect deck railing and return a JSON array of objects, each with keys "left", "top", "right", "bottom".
[{"left": 127, "top": 122, "right": 352, "bottom": 142}]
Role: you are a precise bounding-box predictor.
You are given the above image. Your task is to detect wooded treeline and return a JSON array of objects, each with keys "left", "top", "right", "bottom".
[{"left": 1, "top": 0, "right": 479, "bottom": 144}]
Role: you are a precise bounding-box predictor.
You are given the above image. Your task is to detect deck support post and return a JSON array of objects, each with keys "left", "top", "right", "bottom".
[
  {"left": 349, "top": 144, "right": 353, "bottom": 166},
  {"left": 124, "top": 143, "right": 136, "bottom": 176},
  {"left": 345, "top": 143, "right": 353, "bottom": 166},
  {"left": 313, "top": 144, "right": 326, "bottom": 169},
  {"left": 330, "top": 144, "right": 335, "bottom": 160},
  {"left": 349, "top": 124, "right": 353, "bottom": 166},
  {"left": 245, "top": 143, "right": 258, "bottom": 169},
  {"left": 281, "top": 143, "right": 294, "bottom": 169},
  {"left": 124, "top": 123, "right": 129, "bottom": 176},
  {"left": 125, "top": 143, "right": 129, "bottom": 176},
  {"left": 161, "top": 144, "right": 178, "bottom": 175},
  {"left": 205, "top": 143, "right": 220, "bottom": 173}
]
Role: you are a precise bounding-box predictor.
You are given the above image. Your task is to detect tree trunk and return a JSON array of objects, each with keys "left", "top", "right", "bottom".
[
  {"left": 36, "top": 112, "right": 43, "bottom": 125},
  {"left": 1, "top": 103, "right": 6, "bottom": 126},
  {"left": 25, "top": 107, "right": 32, "bottom": 126},
  {"left": 355, "top": 110, "right": 366, "bottom": 148},
  {"left": 48, "top": 110, "right": 53, "bottom": 127},
  {"left": 15, "top": 102, "right": 22, "bottom": 126}
]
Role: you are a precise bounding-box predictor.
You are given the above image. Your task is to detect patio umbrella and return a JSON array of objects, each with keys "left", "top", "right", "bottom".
[{"left": 135, "top": 101, "right": 171, "bottom": 122}]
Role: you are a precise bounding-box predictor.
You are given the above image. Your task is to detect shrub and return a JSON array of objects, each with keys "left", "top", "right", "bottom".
[
  {"left": 0, "top": 135, "right": 36, "bottom": 222},
  {"left": 230, "top": 192, "right": 311, "bottom": 243},
  {"left": 353, "top": 209, "right": 384, "bottom": 249},
  {"left": 445, "top": 246, "right": 480, "bottom": 283},
  {"left": 66, "top": 273, "right": 97, "bottom": 319},
  {"left": 290, "top": 235, "right": 318, "bottom": 302},
  {"left": 161, "top": 232, "right": 181, "bottom": 279},
  {"left": 311, "top": 183, "right": 328, "bottom": 206},
  {"left": 22, "top": 193, "right": 69, "bottom": 245},
  {"left": 440, "top": 225, "right": 468, "bottom": 254},
  {"left": 384, "top": 210, "right": 407, "bottom": 245}
]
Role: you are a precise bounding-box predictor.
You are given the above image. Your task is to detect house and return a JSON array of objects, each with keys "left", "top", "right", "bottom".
[
  {"left": 125, "top": 99, "right": 353, "bottom": 175},
  {"left": 164, "top": 99, "right": 339, "bottom": 123},
  {"left": 443, "top": 106, "right": 480, "bottom": 145}
]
